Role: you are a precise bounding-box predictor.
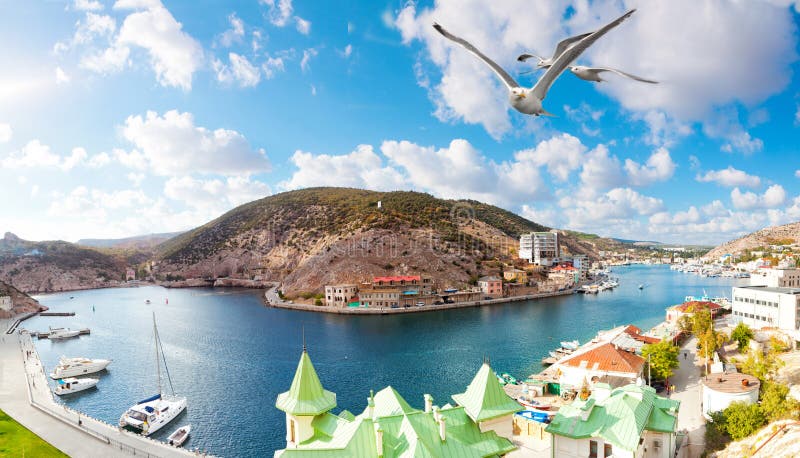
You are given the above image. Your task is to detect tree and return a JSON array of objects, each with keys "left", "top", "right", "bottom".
[
  {"left": 723, "top": 401, "right": 765, "bottom": 440},
  {"left": 691, "top": 308, "right": 712, "bottom": 338},
  {"left": 741, "top": 350, "right": 779, "bottom": 384},
  {"left": 730, "top": 322, "right": 754, "bottom": 351},
  {"left": 759, "top": 381, "right": 799, "bottom": 421},
  {"left": 642, "top": 340, "right": 680, "bottom": 381}
]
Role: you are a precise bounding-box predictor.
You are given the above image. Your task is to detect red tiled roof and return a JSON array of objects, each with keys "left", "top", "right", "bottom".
[
  {"left": 561, "top": 342, "right": 645, "bottom": 374},
  {"left": 551, "top": 265, "right": 576, "bottom": 271},
  {"left": 373, "top": 275, "right": 421, "bottom": 283},
  {"left": 677, "top": 301, "right": 721, "bottom": 313},
  {"left": 622, "top": 325, "right": 660, "bottom": 344}
]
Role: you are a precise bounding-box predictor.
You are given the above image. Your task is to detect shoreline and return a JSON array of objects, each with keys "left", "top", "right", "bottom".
[{"left": 263, "top": 288, "right": 576, "bottom": 315}]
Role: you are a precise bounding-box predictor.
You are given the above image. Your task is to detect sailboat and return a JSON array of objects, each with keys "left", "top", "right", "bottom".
[{"left": 119, "top": 313, "right": 187, "bottom": 436}]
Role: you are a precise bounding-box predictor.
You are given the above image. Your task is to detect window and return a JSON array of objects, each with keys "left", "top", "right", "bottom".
[
  {"left": 604, "top": 443, "right": 613, "bottom": 456},
  {"left": 589, "top": 440, "right": 598, "bottom": 458}
]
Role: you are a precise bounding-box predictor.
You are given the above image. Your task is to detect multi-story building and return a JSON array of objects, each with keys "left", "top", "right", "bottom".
[
  {"left": 324, "top": 284, "right": 358, "bottom": 307},
  {"left": 519, "top": 231, "right": 560, "bottom": 266},
  {"left": 731, "top": 285, "right": 800, "bottom": 331},
  {"left": 358, "top": 289, "right": 401, "bottom": 308},
  {"left": 502, "top": 268, "right": 528, "bottom": 284},
  {"left": 0, "top": 295, "right": 12, "bottom": 312},
  {"left": 478, "top": 276, "right": 503, "bottom": 298},
  {"left": 572, "top": 255, "right": 589, "bottom": 280},
  {"left": 752, "top": 267, "right": 800, "bottom": 288}
]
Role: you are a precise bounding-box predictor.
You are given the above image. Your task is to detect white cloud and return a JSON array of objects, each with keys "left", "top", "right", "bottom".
[
  {"left": 578, "top": 145, "right": 625, "bottom": 195},
  {"left": 55, "top": 67, "right": 71, "bottom": 84},
  {"left": 0, "top": 123, "right": 11, "bottom": 143},
  {"left": 624, "top": 148, "right": 676, "bottom": 186},
  {"left": 731, "top": 184, "right": 787, "bottom": 210},
  {"left": 127, "top": 172, "right": 146, "bottom": 186},
  {"left": 520, "top": 205, "right": 559, "bottom": 228},
  {"left": 2, "top": 140, "right": 62, "bottom": 168},
  {"left": 74, "top": 0, "right": 104, "bottom": 11},
  {"left": 119, "top": 110, "right": 270, "bottom": 175},
  {"left": 696, "top": 166, "right": 761, "bottom": 188},
  {"left": 261, "top": 0, "right": 293, "bottom": 27},
  {"left": 512, "top": 133, "right": 586, "bottom": 181},
  {"left": 262, "top": 56, "right": 285, "bottom": 79},
  {"left": 47, "top": 186, "right": 151, "bottom": 219},
  {"left": 87, "top": 151, "right": 111, "bottom": 167},
  {"left": 217, "top": 13, "right": 245, "bottom": 48},
  {"left": 62, "top": 147, "right": 88, "bottom": 170},
  {"left": 310, "top": 84, "right": 316, "bottom": 96},
  {"left": 282, "top": 145, "right": 406, "bottom": 191},
  {"left": 295, "top": 17, "right": 311, "bottom": 35},
  {"left": 340, "top": 44, "right": 353, "bottom": 59},
  {"left": 635, "top": 110, "right": 692, "bottom": 148},
  {"left": 80, "top": 45, "right": 130, "bottom": 74},
  {"left": 561, "top": 187, "right": 664, "bottom": 233},
  {"left": 301, "top": 48, "right": 318, "bottom": 73},
  {"left": 111, "top": 0, "right": 203, "bottom": 90},
  {"left": 395, "top": 1, "right": 797, "bottom": 137},
  {"left": 164, "top": 175, "right": 271, "bottom": 210},
  {"left": 214, "top": 53, "right": 261, "bottom": 87},
  {"left": 795, "top": 169, "right": 800, "bottom": 178}
]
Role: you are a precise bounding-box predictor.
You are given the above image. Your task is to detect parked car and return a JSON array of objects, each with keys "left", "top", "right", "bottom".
[{"left": 416, "top": 302, "right": 425, "bottom": 306}]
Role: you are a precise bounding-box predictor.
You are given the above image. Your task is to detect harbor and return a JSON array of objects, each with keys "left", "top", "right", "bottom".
[{"left": 14, "top": 264, "right": 743, "bottom": 456}]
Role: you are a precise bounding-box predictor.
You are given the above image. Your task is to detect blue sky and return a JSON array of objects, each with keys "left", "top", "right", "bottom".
[{"left": 1, "top": 0, "right": 799, "bottom": 245}]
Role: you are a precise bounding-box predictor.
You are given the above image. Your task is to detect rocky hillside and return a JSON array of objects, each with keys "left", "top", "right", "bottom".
[
  {"left": 0, "top": 232, "right": 130, "bottom": 293},
  {"left": 78, "top": 232, "right": 182, "bottom": 250},
  {"left": 704, "top": 221, "right": 800, "bottom": 260},
  {"left": 0, "top": 279, "right": 45, "bottom": 318},
  {"left": 155, "top": 188, "right": 608, "bottom": 296}
]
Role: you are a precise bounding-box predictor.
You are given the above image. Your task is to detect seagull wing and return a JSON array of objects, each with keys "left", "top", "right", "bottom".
[
  {"left": 433, "top": 23, "right": 519, "bottom": 90},
  {"left": 531, "top": 9, "right": 636, "bottom": 101},
  {"left": 517, "top": 53, "right": 542, "bottom": 62},
  {"left": 591, "top": 67, "right": 658, "bottom": 84},
  {"left": 551, "top": 32, "right": 593, "bottom": 58}
]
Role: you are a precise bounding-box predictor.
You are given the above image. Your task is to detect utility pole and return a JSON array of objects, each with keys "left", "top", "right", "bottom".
[{"left": 648, "top": 353, "right": 651, "bottom": 386}]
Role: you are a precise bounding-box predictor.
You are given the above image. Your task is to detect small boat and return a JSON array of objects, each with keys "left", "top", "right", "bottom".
[
  {"left": 54, "top": 377, "right": 98, "bottom": 395},
  {"left": 638, "top": 284, "right": 644, "bottom": 290},
  {"left": 167, "top": 425, "right": 191, "bottom": 447},
  {"left": 48, "top": 327, "right": 80, "bottom": 340},
  {"left": 560, "top": 340, "right": 579, "bottom": 350},
  {"left": 50, "top": 356, "right": 112, "bottom": 379},
  {"left": 516, "top": 398, "right": 552, "bottom": 411},
  {"left": 145, "top": 299, "right": 151, "bottom": 304}
]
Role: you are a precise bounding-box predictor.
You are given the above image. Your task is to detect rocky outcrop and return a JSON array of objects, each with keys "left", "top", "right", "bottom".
[
  {"left": 0, "top": 280, "right": 45, "bottom": 318},
  {"left": 705, "top": 221, "right": 800, "bottom": 260}
]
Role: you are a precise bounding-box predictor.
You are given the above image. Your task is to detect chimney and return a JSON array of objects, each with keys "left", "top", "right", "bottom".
[
  {"left": 742, "top": 379, "right": 749, "bottom": 387},
  {"left": 367, "top": 390, "right": 375, "bottom": 419},
  {"left": 374, "top": 425, "right": 384, "bottom": 457},
  {"left": 438, "top": 416, "right": 446, "bottom": 442},
  {"left": 424, "top": 394, "right": 433, "bottom": 413}
]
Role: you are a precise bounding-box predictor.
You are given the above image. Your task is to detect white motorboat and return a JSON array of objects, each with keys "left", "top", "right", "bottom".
[
  {"left": 119, "top": 313, "right": 187, "bottom": 436},
  {"left": 167, "top": 425, "right": 191, "bottom": 447},
  {"left": 48, "top": 327, "right": 80, "bottom": 340},
  {"left": 54, "top": 377, "right": 98, "bottom": 395},
  {"left": 50, "top": 356, "right": 112, "bottom": 379},
  {"left": 560, "top": 340, "right": 579, "bottom": 350}
]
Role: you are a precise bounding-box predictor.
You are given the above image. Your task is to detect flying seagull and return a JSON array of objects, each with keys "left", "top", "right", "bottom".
[
  {"left": 570, "top": 65, "right": 658, "bottom": 84},
  {"left": 432, "top": 9, "right": 636, "bottom": 117},
  {"left": 516, "top": 32, "right": 592, "bottom": 69}
]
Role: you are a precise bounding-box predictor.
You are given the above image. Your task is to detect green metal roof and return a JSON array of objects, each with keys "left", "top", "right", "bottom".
[
  {"left": 451, "top": 363, "right": 523, "bottom": 422},
  {"left": 275, "top": 350, "right": 337, "bottom": 416},
  {"left": 370, "top": 386, "right": 419, "bottom": 418},
  {"left": 545, "top": 384, "right": 679, "bottom": 452}
]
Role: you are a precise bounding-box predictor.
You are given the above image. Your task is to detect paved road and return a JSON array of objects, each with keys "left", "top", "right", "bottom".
[
  {"left": 671, "top": 336, "right": 706, "bottom": 458},
  {"left": 0, "top": 319, "right": 200, "bottom": 457}
]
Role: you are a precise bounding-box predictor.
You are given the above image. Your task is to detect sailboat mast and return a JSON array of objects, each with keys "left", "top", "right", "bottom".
[{"left": 153, "top": 312, "right": 162, "bottom": 396}]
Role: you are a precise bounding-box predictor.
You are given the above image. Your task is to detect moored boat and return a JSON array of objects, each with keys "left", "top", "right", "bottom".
[
  {"left": 560, "top": 340, "right": 579, "bottom": 350},
  {"left": 50, "top": 356, "right": 112, "bottom": 379},
  {"left": 54, "top": 377, "right": 98, "bottom": 395},
  {"left": 167, "top": 425, "right": 191, "bottom": 447},
  {"left": 48, "top": 327, "right": 80, "bottom": 340},
  {"left": 119, "top": 313, "right": 187, "bottom": 436}
]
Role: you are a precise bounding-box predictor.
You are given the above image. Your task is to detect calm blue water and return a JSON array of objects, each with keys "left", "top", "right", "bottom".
[{"left": 26, "top": 265, "right": 742, "bottom": 457}]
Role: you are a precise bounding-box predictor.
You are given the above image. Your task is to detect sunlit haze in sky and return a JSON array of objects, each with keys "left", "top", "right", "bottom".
[{"left": 2, "top": 0, "right": 800, "bottom": 245}]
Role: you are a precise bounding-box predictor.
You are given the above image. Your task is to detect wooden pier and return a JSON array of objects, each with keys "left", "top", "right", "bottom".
[{"left": 39, "top": 312, "right": 75, "bottom": 317}]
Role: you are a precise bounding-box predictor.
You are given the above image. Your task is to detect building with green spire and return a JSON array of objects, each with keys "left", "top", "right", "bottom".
[
  {"left": 274, "top": 352, "right": 520, "bottom": 457},
  {"left": 545, "top": 383, "right": 680, "bottom": 458},
  {"left": 451, "top": 361, "right": 523, "bottom": 438}
]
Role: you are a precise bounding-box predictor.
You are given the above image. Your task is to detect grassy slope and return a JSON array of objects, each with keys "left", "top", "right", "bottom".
[{"left": 0, "top": 409, "right": 67, "bottom": 457}]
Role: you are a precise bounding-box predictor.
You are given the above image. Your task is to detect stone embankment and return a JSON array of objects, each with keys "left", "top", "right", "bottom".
[{"left": 264, "top": 289, "right": 575, "bottom": 315}]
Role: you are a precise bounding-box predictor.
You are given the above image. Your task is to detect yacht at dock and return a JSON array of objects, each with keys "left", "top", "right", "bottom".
[{"left": 50, "top": 356, "right": 111, "bottom": 379}]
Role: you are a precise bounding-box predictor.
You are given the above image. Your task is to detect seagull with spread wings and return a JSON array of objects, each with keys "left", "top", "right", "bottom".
[
  {"left": 432, "top": 9, "right": 636, "bottom": 117},
  {"left": 569, "top": 65, "right": 658, "bottom": 84},
  {"left": 516, "top": 32, "right": 591, "bottom": 69}
]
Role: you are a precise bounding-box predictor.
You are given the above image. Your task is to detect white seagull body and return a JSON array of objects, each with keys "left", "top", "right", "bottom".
[
  {"left": 570, "top": 65, "right": 658, "bottom": 84},
  {"left": 433, "top": 9, "right": 636, "bottom": 117},
  {"left": 516, "top": 32, "right": 591, "bottom": 69}
]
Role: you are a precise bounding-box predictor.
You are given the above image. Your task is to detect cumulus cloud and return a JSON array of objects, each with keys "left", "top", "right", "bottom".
[
  {"left": 119, "top": 110, "right": 270, "bottom": 175},
  {"left": 0, "top": 123, "right": 12, "bottom": 143},
  {"left": 282, "top": 145, "right": 406, "bottom": 191},
  {"left": 512, "top": 133, "right": 587, "bottom": 181},
  {"left": 164, "top": 175, "right": 271, "bottom": 210},
  {"left": 79, "top": 45, "right": 130, "bottom": 74},
  {"left": 262, "top": 56, "right": 285, "bottom": 79},
  {"left": 624, "top": 148, "right": 676, "bottom": 186},
  {"left": 74, "top": 0, "right": 104, "bottom": 11},
  {"left": 295, "top": 17, "right": 311, "bottom": 35},
  {"left": 261, "top": 0, "right": 293, "bottom": 27},
  {"left": 0, "top": 140, "right": 93, "bottom": 170},
  {"left": 395, "top": 1, "right": 797, "bottom": 138},
  {"left": 696, "top": 166, "right": 761, "bottom": 188},
  {"left": 300, "top": 48, "right": 318, "bottom": 73},
  {"left": 216, "top": 13, "right": 245, "bottom": 48},
  {"left": 55, "top": 67, "right": 71, "bottom": 84},
  {"left": 560, "top": 187, "right": 664, "bottom": 235},
  {"left": 578, "top": 145, "right": 625, "bottom": 194},
  {"left": 731, "top": 185, "right": 787, "bottom": 210},
  {"left": 214, "top": 53, "right": 261, "bottom": 87}
]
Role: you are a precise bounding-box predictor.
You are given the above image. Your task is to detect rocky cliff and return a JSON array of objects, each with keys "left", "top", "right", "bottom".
[{"left": 704, "top": 221, "right": 800, "bottom": 260}]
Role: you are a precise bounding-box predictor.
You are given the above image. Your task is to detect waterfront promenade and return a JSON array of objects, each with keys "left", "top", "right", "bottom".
[
  {"left": 0, "top": 319, "right": 200, "bottom": 458},
  {"left": 264, "top": 285, "right": 575, "bottom": 314},
  {"left": 672, "top": 336, "right": 706, "bottom": 458}
]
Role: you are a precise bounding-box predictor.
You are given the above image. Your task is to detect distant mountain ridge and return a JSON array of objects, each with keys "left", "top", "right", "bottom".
[
  {"left": 704, "top": 221, "right": 800, "bottom": 260},
  {"left": 78, "top": 232, "right": 182, "bottom": 249}
]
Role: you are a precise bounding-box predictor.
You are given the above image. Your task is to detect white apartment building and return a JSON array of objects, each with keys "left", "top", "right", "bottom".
[
  {"left": 0, "top": 295, "right": 11, "bottom": 311},
  {"left": 731, "top": 286, "right": 800, "bottom": 331},
  {"left": 751, "top": 267, "right": 800, "bottom": 288},
  {"left": 572, "top": 255, "right": 589, "bottom": 279},
  {"left": 519, "top": 231, "right": 559, "bottom": 266}
]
